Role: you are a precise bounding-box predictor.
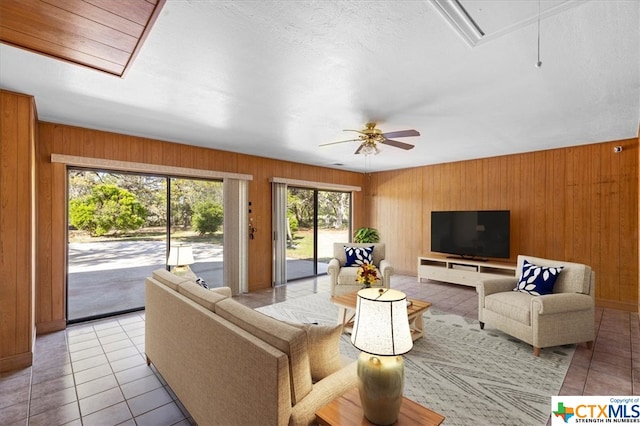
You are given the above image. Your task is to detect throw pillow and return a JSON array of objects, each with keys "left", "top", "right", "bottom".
[
  {"left": 513, "top": 259, "right": 563, "bottom": 296},
  {"left": 287, "top": 322, "right": 343, "bottom": 382},
  {"left": 344, "top": 246, "right": 374, "bottom": 267},
  {"left": 195, "top": 277, "right": 209, "bottom": 289}
]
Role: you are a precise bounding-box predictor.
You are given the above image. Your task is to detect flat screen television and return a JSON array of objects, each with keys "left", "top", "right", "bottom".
[{"left": 431, "top": 210, "right": 510, "bottom": 260}]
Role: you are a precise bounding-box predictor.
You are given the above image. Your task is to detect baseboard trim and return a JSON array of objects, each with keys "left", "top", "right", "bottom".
[
  {"left": 36, "top": 319, "right": 66, "bottom": 335},
  {"left": 596, "top": 298, "right": 637, "bottom": 312},
  {"left": 0, "top": 351, "right": 33, "bottom": 373}
]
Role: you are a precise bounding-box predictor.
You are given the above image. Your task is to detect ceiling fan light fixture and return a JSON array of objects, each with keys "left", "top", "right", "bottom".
[
  {"left": 360, "top": 144, "right": 378, "bottom": 156},
  {"left": 430, "top": 0, "right": 485, "bottom": 47},
  {"left": 321, "top": 123, "right": 417, "bottom": 157}
]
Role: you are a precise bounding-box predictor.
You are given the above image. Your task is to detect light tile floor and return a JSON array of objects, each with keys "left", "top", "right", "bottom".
[{"left": 1, "top": 275, "right": 638, "bottom": 425}]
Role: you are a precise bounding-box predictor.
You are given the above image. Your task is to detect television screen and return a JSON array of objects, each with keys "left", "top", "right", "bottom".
[{"left": 431, "top": 210, "right": 510, "bottom": 260}]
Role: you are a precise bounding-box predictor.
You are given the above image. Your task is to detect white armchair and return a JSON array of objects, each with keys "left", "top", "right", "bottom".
[
  {"left": 327, "top": 243, "right": 393, "bottom": 296},
  {"left": 477, "top": 254, "right": 595, "bottom": 356}
]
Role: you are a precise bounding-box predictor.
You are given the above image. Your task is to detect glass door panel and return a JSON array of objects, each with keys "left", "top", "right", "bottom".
[
  {"left": 317, "top": 191, "right": 350, "bottom": 274},
  {"left": 67, "top": 170, "right": 167, "bottom": 322},
  {"left": 286, "top": 188, "right": 315, "bottom": 280},
  {"left": 169, "top": 178, "right": 224, "bottom": 287},
  {"left": 67, "top": 170, "right": 225, "bottom": 323}
]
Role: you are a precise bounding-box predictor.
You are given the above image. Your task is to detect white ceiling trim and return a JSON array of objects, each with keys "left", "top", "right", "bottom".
[
  {"left": 430, "top": 0, "right": 590, "bottom": 47},
  {"left": 51, "top": 154, "right": 253, "bottom": 181},
  {"left": 429, "top": 0, "right": 485, "bottom": 47}
]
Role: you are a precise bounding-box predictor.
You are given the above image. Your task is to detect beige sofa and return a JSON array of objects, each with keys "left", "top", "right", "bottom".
[
  {"left": 145, "top": 269, "right": 357, "bottom": 426},
  {"left": 327, "top": 243, "right": 393, "bottom": 296},
  {"left": 477, "top": 255, "right": 595, "bottom": 356}
]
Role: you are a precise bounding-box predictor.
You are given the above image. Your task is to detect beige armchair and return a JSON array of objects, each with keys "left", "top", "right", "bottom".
[
  {"left": 477, "top": 254, "right": 595, "bottom": 356},
  {"left": 327, "top": 243, "right": 393, "bottom": 296}
]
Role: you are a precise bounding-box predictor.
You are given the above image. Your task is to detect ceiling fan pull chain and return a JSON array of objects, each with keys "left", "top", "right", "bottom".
[{"left": 536, "top": 0, "right": 542, "bottom": 68}]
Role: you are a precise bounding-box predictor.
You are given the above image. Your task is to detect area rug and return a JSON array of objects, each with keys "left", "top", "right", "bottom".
[{"left": 256, "top": 292, "right": 575, "bottom": 426}]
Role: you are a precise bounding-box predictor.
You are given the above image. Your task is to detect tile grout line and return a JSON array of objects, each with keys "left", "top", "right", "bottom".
[{"left": 97, "top": 321, "right": 137, "bottom": 424}]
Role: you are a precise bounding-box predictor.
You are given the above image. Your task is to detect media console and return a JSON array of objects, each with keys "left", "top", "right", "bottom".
[{"left": 418, "top": 255, "right": 517, "bottom": 287}]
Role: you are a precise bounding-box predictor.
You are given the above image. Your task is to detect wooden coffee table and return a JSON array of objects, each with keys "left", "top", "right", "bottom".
[
  {"left": 316, "top": 387, "right": 445, "bottom": 425},
  {"left": 330, "top": 291, "right": 432, "bottom": 341}
]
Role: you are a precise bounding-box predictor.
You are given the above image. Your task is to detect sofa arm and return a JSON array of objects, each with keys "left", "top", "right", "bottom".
[
  {"left": 476, "top": 278, "right": 517, "bottom": 297},
  {"left": 379, "top": 259, "right": 394, "bottom": 277},
  {"left": 327, "top": 259, "right": 340, "bottom": 276},
  {"left": 532, "top": 293, "right": 594, "bottom": 315},
  {"left": 289, "top": 361, "right": 357, "bottom": 426}
]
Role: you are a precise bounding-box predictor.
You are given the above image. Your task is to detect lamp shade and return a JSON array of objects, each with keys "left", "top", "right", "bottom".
[
  {"left": 167, "top": 245, "right": 195, "bottom": 266},
  {"left": 351, "top": 288, "right": 413, "bottom": 356}
]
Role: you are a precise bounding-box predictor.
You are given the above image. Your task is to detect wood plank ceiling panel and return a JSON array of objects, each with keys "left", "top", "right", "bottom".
[{"left": 0, "top": 0, "right": 165, "bottom": 77}]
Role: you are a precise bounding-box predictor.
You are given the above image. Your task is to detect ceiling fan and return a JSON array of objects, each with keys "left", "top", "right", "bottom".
[{"left": 319, "top": 122, "right": 420, "bottom": 155}]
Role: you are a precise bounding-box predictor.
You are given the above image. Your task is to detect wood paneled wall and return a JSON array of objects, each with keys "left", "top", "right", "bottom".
[
  {"left": 0, "top": 91, "right": 36, "bottom": 372},
  {"left": 369, "top": 139, "right": 639, "bottom": 312},
  {"left": 2, "top": 86, "right": 637, "bottom": 364},
  {"left": 35, "top": 122, "right": 366, "bottom": 332}
]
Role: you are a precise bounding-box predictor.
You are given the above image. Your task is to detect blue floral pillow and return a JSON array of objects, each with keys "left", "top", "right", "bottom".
[
  {"left": 344, "top": 246, "right": 374, "bottom": 267},
  {"left": 196, "top": 277, "right": 209, "bottom": 289},
  {"left": 513, "top": 259, "right": 563, "bottom": 296}
]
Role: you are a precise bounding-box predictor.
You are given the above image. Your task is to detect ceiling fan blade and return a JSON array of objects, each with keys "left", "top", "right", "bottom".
[
  {"left": 319, "top": 138, "right": 360, "bottom": 147},
  {"left": 354, "top": 142, "right": 366, "bottom": 154},
  {"left": 343, "top": 129, "right": 367, "bottom": 135},
  {"left": 381, "top": 139, "right": 415, "bottom": 150},
  {"left": 381, "top": 129, "right": 420, "bottom": 139}
]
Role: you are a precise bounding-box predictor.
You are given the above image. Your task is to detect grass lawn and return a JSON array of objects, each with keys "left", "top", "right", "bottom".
[
  {"left": 69, "top": 227, "right": 223, "bottom": 245},
  {"left": 287, "top": 228, "right": 349, "bottom": 262},
  {"left": 70, "top": 226, "right": 345, "bottom": 261}
]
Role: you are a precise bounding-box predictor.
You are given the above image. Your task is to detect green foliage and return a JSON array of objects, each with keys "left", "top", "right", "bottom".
[
  {"left": 288, "top": 212, "right": 299, "bottom": 234},
  {"left": 191, "top": 201, "right": 224, "bottom": 235},
  {"left": 353, "top": 227, "right": 380, "bottom": 243},
  {"left": 68, "top": 171, "right": 225, "bottom": 231},
  {"left": 318, "top": 191, "right": 349, "bottom": 229},
  {"left": 287, "top": 189, "right": 313, "bottom": 228},
  {"left": 287, "top": 188, "right": 351, "bottom": 231},
  {"left": 172, "top": 179, "right": 223, "bottom": 228},
  {"left": 69, "top": 184, "right": 146, "bottom": 236}
]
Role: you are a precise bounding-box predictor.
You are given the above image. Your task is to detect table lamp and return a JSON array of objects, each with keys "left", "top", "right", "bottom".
[
  {"left": 167, "top": 245, "right": 195, "bottom": 279},
  {"left": 351, "top": 288, "right": 413, "bottom": 425}
]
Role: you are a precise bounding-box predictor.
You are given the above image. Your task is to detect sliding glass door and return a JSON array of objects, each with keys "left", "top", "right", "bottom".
[
  {"left": 67, "top": 169, "right": 223, "bottom": 322},
  {"left": 285, "top": 187, "right": 350, "bottom": 281},
  {"left": 169, "top": 178, "right": 224, "bottom": 287}
]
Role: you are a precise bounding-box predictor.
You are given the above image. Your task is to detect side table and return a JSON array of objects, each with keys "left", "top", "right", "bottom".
[
  {"left": 316, "top": 388, "right": 445, "bottom": 426},
  {"left": 331, "top": 292, "right": 432, "bottom": 341}
]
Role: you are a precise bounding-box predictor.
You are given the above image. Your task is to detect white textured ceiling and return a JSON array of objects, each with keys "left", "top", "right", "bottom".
[{"left": 1, "top": 0, "right": 638, "bottom": 172}]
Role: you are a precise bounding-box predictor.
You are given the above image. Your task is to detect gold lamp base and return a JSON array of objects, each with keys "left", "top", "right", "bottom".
[
  {"left": 171, "top": 265, "right": 197, "bottom": 280},
  {"left": 357, "top": 352, "right": 405, "bottom": 426}
]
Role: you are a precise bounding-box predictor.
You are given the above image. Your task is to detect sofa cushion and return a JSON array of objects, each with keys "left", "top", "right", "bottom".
[
  {"left": 554, "top": 264, "right": 591, "bottom": 294},
  {"left": 152, "top": 269, "right": 188, "bottom": 291},
  {"left": 337, "top": 266, "right": 359, "bottom": 285},
  {"left": 210, "top": 287, "right": 232, "bottom": 298},
  {"left": 214, "top": 298, "right": 313, "bottom": 405},
  {"left": 485, "top": 292, "right": 532, "bottom": 326},
  {"left": 287, "top": 323, "right": 343, "bottom": 382},
  {"left": 344, "top": 246, "right": 374, "bottom": 266},
  {"left": 513, "top": 259, "right": 563, "bottom": 296},
  {"left": 178, "top": 281, "right": 228, "bottom": 311}
]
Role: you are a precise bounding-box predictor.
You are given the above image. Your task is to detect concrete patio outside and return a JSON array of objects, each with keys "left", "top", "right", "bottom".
[{"left": 67, "top": 240, "right": 333, "bottom": 321}]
